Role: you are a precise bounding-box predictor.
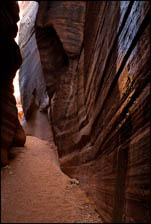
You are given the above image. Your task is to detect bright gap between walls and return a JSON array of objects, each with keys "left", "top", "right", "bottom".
[{"left": 13, "top": 1, "right": 24, "bottom": 121}]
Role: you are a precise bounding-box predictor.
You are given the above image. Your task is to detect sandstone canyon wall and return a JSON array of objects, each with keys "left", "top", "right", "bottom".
[
  {"left": 18, "top": 2, "right": 53, "bottom": 142},
  {"left": 0, "top": 2, "right": 26, "bottom": 166},
  {"left": 18, "top": 1, "right": 150, "bottom": 223}
]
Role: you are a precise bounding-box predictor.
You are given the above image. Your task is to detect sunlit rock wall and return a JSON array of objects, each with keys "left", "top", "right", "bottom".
[
  {"left": 72, "top": 2, "right": 150, "bottom": 223},
  {"left": 18, "top": 1, "right": 53, "bottom": 142},
  {"left": 36, "top": 1, "right": 150, "bottom": 222},
  {"left": 62, "top": 2, "right": 150, "bottom": 223},
  {"left": 0, "top": 2, "right": 26, "bottom": 166}
]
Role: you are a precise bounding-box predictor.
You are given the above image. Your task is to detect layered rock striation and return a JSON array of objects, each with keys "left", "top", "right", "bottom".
[
  {"left": 35, "top": 1, "right": 86, "bottom": 147},
  {"left": 18, "top": 1, "right": 150, "bottom": 223},
  {"left": 0, "top": 2, "right": 26, "bottom": 166}
]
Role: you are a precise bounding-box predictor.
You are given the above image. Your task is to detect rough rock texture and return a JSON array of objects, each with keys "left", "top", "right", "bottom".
[
  {"left": 35, "top": 0, "right": 86, "bottom": 149},
  {"left": 18, "top": 2, "right": 53, "bottom": 142},
  {"left": 35, "top": 1, "right": 150, "bottom": 223},
  {"left": 18, "top": 1, "right": 150, "bottom": 223},
  {"left": 0, "top": 2, "right": 26, "bottom": 166}
]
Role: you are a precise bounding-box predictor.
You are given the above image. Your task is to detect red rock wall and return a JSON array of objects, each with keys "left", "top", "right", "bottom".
[
  {"left": 35, "top": 1, "right": 86, "bottom": 153},
  {"left": 0, "top": 2, "right": 26, "bottom": 166},
  {"left": 59, "top": 2, "right": 150, "bottom": 223},
  {"left": 19, "top": 1, "right": 150, "bottom": 222}
]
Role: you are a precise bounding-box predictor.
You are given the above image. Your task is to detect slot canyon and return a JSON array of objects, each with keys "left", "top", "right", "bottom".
[{"left": 1, "top": 1, "right": 150, "bottom": 223}]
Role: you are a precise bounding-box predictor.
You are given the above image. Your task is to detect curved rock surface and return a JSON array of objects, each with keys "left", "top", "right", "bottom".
[
  {"left": 18, "top": 1, "right": 53, "bottom": 142},
  {"left": 0, "top": 2, "right": 26, "bottom": 166},
  {"left": 35, "top": 1, "right": 150, "bottom": 223}
]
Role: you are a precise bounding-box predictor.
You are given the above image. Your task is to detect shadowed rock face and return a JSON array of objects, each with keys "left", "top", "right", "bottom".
[
  {"left": 35, "top": 1, "right": 86, "bottom": 152},
  {"left": 17, "top": 1, "right": 150, "bottom": 223},
  {"left": 0, "top": 2, "right": 26, "bottom": 166}
]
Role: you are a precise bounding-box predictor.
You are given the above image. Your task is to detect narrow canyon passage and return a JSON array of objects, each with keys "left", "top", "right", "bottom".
[
  {"left": 1, "top": 1, "right": 150, "bottom": 223},
  {"left": 1, "top": 136, "right": 101, "bottom": 223}
]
